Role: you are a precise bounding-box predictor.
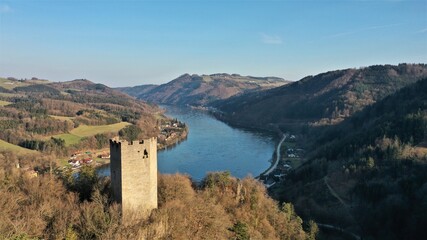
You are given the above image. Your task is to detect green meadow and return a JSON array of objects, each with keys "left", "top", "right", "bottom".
[
  {"left": 53, "top": 133, "right": 82, "bottom": 146},
  {"left": 0, "top": 139, "right": 38, "bottom": 155},
  {"left": 53, "top": 122, "right": 130, "bottom": 146},
  {"left": 70, "top": 122, "right": 130, "bottom": 137}
]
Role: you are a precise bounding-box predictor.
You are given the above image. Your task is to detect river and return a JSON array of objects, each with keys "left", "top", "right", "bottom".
[{"left": 98, "top": 106, "right": 275, "bottom": 181}]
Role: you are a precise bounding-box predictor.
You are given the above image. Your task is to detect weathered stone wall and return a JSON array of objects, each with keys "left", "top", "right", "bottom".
[
  {"left": 110, "top": 139, "right": 122, "bottom": 203},
  {"left": 110, "top": 137, "right": 158, "bottom": 219}
]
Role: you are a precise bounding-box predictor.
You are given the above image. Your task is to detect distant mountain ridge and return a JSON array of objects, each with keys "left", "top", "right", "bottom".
[
  {"left": 118, "top": 73, "right": 288, "bottom": 106},
  {"left": 212, "top": 64, "right": 427, "bottom": 128},
  {"left": 116, "top": 84, "right": 157, "bottom": 97}
]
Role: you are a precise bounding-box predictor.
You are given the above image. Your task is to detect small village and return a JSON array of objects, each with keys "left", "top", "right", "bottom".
[
  {"left": 260, "top": 134, "right": 305, "bottom": 188},
  {"left": 67, "top": 151, "right": 110, "bottom": 169},
  {"left": 156, "top": 118, "right": 188, "bottom": 150}
]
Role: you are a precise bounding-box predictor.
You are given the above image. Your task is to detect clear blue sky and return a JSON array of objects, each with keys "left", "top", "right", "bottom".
[{"left": 1, "top": 0, "right": 426, "bottom": 87}]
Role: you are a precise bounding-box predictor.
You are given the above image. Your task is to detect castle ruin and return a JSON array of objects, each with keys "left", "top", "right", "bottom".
[{"left": 109, "top": 137, "right": 158, "bottom": 219}]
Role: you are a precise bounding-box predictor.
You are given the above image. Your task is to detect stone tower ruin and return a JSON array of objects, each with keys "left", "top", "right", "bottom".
[{"left": 109, "top": 137, "right": 158, "bottom": 219}]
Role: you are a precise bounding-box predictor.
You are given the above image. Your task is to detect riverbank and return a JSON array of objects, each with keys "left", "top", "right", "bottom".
[
  {"left": 157, "top": 127, "right": 188, "bottom": 150},
  {"left": 209, "top": 110, "right": 287, "bottom": 182},
  {"left": 257, "top": 134, "right": 287, "bottom": 183},
  {"left": 258, "top": 132, "right": 306, "bottom": 189}
]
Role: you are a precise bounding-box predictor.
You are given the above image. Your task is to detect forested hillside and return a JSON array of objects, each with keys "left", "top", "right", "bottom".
[
  {"left": 272, "top": 77, "right": 427, "bottom": 239},
  {"left": 213, "top": 64, "right": 427, "bottom": 128},
  {"left": 119, "top": 73, "right": 288, "bottom": 106},
  {"left": 0, "top": 77, "right": 310, "bottom": 239},
  {"left": 0, "top": 153, "right": 310, "bottom": 239},
  {"left": 0, "top": 77, "right": 160, "bottom": 155}
]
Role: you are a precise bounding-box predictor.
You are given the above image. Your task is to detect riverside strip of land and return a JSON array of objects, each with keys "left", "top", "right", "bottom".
[
  {"left": 258, "top": 132, "right": 305, "bottom": 189},
  {"left": 263, "top": 134, "right": 287, "bottom": 177}
]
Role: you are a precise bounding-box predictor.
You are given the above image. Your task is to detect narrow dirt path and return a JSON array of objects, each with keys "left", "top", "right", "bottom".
[
  {"left": 322, "top": 176, "right": 362, "bottom": 240},
  {"left": 324, "top": 176, "right": 349, "bottom": 208}
]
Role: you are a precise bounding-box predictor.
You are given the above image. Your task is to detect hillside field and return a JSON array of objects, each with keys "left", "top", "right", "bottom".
[
  {"left": 49, "top": 115, "right": 75, "bottom": 122},
  {"left": 0, "top": 139, "right": 38, "bottom": 155},
  {"left": 0, "top": 100, "right": 11, "bottom": 106},
  {"left": 0, "top": 77, "right": 30, "bottom": 90},
  {"left": 53, "top": 122, "right": 130, "bottom": 146}
]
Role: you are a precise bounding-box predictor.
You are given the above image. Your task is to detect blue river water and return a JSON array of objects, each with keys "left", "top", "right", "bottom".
[{"left": 98, "top": 106, "right": 275, "bottom": 181}]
